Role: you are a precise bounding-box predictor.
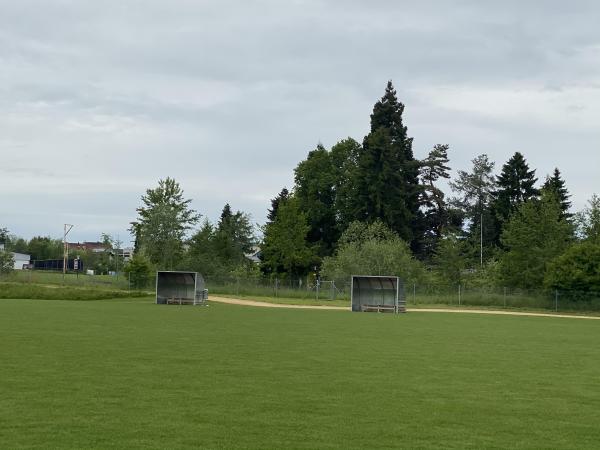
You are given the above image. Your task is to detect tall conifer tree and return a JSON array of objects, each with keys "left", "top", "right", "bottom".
[
  {"left": 449, "top": 154, "right": 497, "bottom": 265},
  {"left": 541, "top": 168, "right": 571, "bottom": 219},
  {"left": 267, "top": 188, "right": 289, "bottom": 223},
  {"left": 420, "top": 144, "right": 460, "bottom": 257},
  {"left": 353, "top": 81, "right": 420, "bottom": 247},
  {"left": 491, "top": 152, "right": 539, "bottom": 241}
]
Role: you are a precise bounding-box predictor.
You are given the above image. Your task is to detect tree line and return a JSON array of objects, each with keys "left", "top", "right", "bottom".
[
  {"left": 3, "top": 81, "right": 599, "bottom": 293},
  {"left": 0, "top": 230, "right": 125, "bottom": 275},
  {"left": 124, "top": 82, "right": 600, "bottom": 293},
  {"left": 258, "top": 81, "right": 600, "bottom": 293}
]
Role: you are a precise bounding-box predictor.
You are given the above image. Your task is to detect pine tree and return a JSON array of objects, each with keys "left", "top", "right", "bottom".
[
  {"left": 420, "top": 144, "right": 458, "bottom": 257},
  {"left": 575, "top": 194, "right": 600, "bottom": 244},
  {"left": 219, "top": 203, "right": 233, "bottom": 228},
  {"left": 352, "top": 81, "right": 420, "bottom": 247},
  {"left": 214, "top": 203, "right": 254, "bottom": 264},
  {"left": 267, "top": 188, "right": 289, "bottom": 223},
  {"left": 499, "top": 192, "right": 573, "bottom": 289},
  {"left": 541, "top": 168, "right": 571, "bottom": 219},
  {"left": 449, "top": 154, "right": 496, "bottom": 265},
  {"left": 184, "top": 220, "right": 221, "bottom": 277},
  {"left": 493, "top": 152, "right": 539, "bottom": 225},
  {"left": 260, "top": 197, "right": 316, "bottom": 277}
]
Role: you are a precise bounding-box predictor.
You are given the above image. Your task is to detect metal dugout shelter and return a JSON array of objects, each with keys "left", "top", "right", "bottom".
[
  {"left": 350, "top": 275, "right": 405, "bottom": 313},
  {"left": 156, "top": 271, "right": 208, "bottom": 305}
]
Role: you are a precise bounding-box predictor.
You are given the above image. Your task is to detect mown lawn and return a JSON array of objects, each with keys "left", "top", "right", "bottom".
[{"left": 1, "top": 298, "right": 599, "bottom": 449}]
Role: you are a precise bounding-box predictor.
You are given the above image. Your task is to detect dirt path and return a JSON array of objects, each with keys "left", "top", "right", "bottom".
[
  {"left": 209, "top": 296, "right": 346, "bottom": 310},
  {"left": 209, "top": 296, "right": 600, "bottom": 320}
]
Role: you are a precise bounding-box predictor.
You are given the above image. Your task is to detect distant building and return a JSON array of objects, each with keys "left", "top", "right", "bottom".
[
  {"left": 11, "top": 252, "right": 31, "bottom": 270},
  {"left": 245, "top": 245, "right": 261, "bottom": 264},
  {"left": 1, "top": 244, "right": 31, "bottom": 269},
  {"left": 120, "top": 247, "right": 134, "bottom": 263},
  {"left": 68, "top": 241, "right": 109, "bottom": 253}
]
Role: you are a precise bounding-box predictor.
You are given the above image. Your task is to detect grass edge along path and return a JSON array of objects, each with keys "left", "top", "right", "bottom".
[
  {"left": 0, "top": 282, "right": 150, "bottom": 300},
  {"left": 209, "top": 295, "right": 600, "bottom": 320}
]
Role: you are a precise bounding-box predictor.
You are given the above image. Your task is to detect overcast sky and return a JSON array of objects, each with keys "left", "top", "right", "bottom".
[{"left": 2, "top": 0, "right": 599, "bottom": 244}]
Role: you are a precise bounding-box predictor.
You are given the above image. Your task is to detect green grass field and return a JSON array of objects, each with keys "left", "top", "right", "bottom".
[
  {"left": 3, "top": 270, "right": 129, "bottom": 289},
  {"left": 2, "top": 298, "right": 600, "bottom": 449}
]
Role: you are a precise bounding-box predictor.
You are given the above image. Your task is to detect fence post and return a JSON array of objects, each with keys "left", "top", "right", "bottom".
[
  {"left": 458, "top": 284, "right": 462, "bottom": 306},
  {"left": 413, "top": 283, "right": 416, "bottom": 304},
  {"left": 316, "top": 279, "right": 320, "bottom": 301},
  {"left": 275, "top": 278, "right": 278, "bottom": 298},
  {"left": 503, "top": 287, "right": 507, "bottom": 308},
  {"left": 555, "top": 290, "right": 558, "bottom": 312}
]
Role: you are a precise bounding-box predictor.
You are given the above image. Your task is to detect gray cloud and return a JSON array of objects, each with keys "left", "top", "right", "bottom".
[{"left": 1, "top": 0, "right": 599, "bottom": 242}]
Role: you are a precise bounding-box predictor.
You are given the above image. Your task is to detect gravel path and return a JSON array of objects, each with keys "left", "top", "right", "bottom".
[
  {"left": 209, "top": 296, "right": 600, "bottom": 320},
  {"left": 209, "top": 296, "right": 346, "bottom": 310}
]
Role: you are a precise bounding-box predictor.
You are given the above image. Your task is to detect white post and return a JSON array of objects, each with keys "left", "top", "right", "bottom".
[
  {"left": 62, "top": 224, "right": 73, "bottom": 283},
  {"left": 480, "top": 212, "right": 483, "bottom": 268}
]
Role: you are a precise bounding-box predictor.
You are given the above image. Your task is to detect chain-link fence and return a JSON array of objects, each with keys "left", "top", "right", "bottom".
[
  {"left": 0, "top": 269, "right": 130, "bottom": 290},
  {"left": 205, "top": 276, "right": 344, "bottom": 300},
  {"left": 204, "top": 276, "right": 600, "bottom": 312},
  {"left": 3, "top": 269, "right": 600, "bottom": 313},
  {"left": 405, "top": 283, "right": 600, "bottom": 312}
]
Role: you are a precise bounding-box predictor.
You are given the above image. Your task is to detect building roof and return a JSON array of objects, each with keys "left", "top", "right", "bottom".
[{"left": 68, "top": 241, "right": 109, "bottom": 252}]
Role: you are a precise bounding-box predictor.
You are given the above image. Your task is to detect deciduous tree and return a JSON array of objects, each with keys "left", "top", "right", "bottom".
[
  {"left": 433, "top": 233, "right": 467, "bottom": 285},
  {"left": 294, "top": 144, "right": 337, "bottom": 256},
  {"left": 575, "top": 194, "right": 600, "bottom": 243},
  {"left": 321, "top": 220, "right": 423, "bottom": 285},
  {"left": 27, "top": 236, "right": 62, "bottom": 260},
  {"left": 130, "top": 177, "right": 200, "bottom": 269},
  {"left": 498, "top": 193, "right": 572, "bottom": 289},
  {"left": 123, "top": 254, "right": 153, "bottom": 289},
  {"left": 329, "top": 138, "right": 360, "bottom": 234},
  {"left": 545, "top": 242, "right": 600, "bottom": 292}
]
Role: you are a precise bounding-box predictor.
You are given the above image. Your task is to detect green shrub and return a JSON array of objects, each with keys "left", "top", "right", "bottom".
[
  {"left": 0, "top": 250, "right": 14, "bottom": 275},
  {"left": 321, "top": 221, "right": 425, "bottom": 285},
  {"left": 124, "top": 254, "right": 154, "bottom": 289},
  {"left": 545, "top": 242, "right": 600, "bottom": 292}
]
